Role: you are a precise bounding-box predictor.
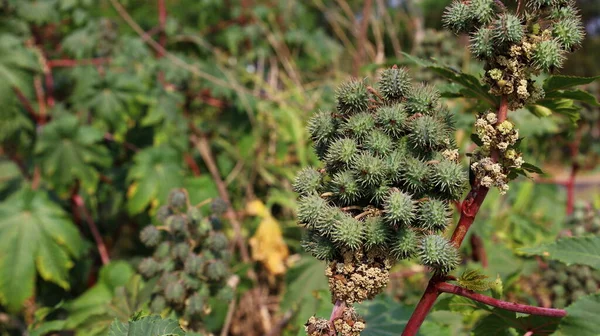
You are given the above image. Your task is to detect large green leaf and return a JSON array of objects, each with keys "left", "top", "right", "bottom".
[
  {"left": 0, "top": 187, "right": 84, "bottom": 312},
  {"left": 126, "top": 146, "right": 184, "bottom": 214},
  {"left": 35, "top": 115, "right": 111, "bottom": 193},
  {"left": 554, "top": 294, "right": 600, "bottom": 336},
  {"left": 0, "top": 34, "right": 39, "bottom": 101},
  {"left": 108, "top": 315, "right": 185, "bottom": 336},
  {"left": 356, "top": 295, "right": 414, "bottom": 336},
  {"left": 519, "top": 236, "right": 600, "bottom": 269},
  {"left": 542, "top": 75, "right": 600, "bottom": 93},
  {"left": 15, "top": 1, "right": 59, "bottom": 24}
]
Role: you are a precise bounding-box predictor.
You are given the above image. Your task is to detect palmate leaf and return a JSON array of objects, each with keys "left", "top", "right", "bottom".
[
  {"left": 108, "top": 315, "right": 185, "bottom": 336},
  {"left": 356, "top": 295, "right": 413, "bottom": 336},
  {"left": 126, "top": 146, "right": 184, "bottom": 214},
  {"left": 554, "top": 294, "right": 600, "bottom": 336},
  {"left": 35, "top": 115, "right": 111, "bottom": 194},
  {"left": 0, "top": 187, "right": 84, "bottom": 312},
  {"left": 519, "top": 236, "right": 600, "bottom": 270},
  {"left": 15, "top": 1, "right": 59, "bottom": 25},
  {"left": 0, "top": 34, "right": 39, "bottom": 99}
]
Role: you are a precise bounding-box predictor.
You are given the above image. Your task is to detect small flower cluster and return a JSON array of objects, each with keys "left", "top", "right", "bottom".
[
  {"left": 471, "top": 113, "right": 523, "bottom": 194},
  {"left": 138, "top": 189, "right": 232, "bottom": 332},
  {"left": 305, "top": 308, "right": 366, "bottom": 336},
  {"left": 444, "top": 0, "right": 585, "bottom": 109}
]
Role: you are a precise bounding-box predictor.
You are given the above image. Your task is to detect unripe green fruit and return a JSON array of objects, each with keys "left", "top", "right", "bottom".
[
  {"left": 182, "top": 274, "right": 201, "bottom": 290},
  {"left": 330, "top": 170, "right": 362, "bottom": 205},
  {"left": 365, "top": 130, "right": 393, "bottom": 157},
  {"left": 493, "top": 14, "right": 523, "bottom": 45},
  {"left": 187, "top": 207, "right": 203, "bottom": 224},
  {"left": 325, "top": 138, "right": 359, "bottom": 167},
  {"left": 307, "top": 111, "right": 337, "bottom": 147},
  {"left": 370, "top": 184, "right": 392, "bottom": 206},
  {"left": 160, "top": 260, "right": 175, "bottom": 273},
  {"left": 431, "top": 160, "right": 467, "bottom": 200},
  {"left": 336, "top": 80, "right": 370, "bottom": 115},
  {"left": 556, "top": 271, "right": 569, "bottom": 283},
  {"left": 351, "top": 152, "right": 386, "bottom": 187},
  {"left": 532, "top": 39, "right": 565, "bottom": 71},
  {"left": 390, "top": 227, "right": 418, "bottom": 260},
  {"left": 443, "top": 1, "right": 472, "bottom": 34},
  {"left": 138, "top": 257, "right": 160, "bottom": 278},
  {"left": 467, "top": 0, "right": 496, "bottom": 24},
  {"left": 207, "top": 232, "right": 229, "bottom": 252},
  {"left": 417, "top": 199, "right": 451, "bottom": 232},
  {"left": 376, "top": 105, "right": 408, "bottom": 138},
  {"left": 418, "top": 235, "right": 460, "bottom": 274},
  {"left": 575, "top": 266, "right": 592, "bottom": 281},
  {"left": 150, "top": 295, "right": 166, "bottom": 313},
  {"left": 554, "top": 297, "right": 567, "bottom": 309},
  {"left": 302, "top": 230, "right": 338, "bottom": 260},
  {"left": 186, "top": 293, "right": 205, "bottom": 316},
  {"left": 165, "top": 281, "right": 186, "bottom": 303},
  {"left": 331, "top": 213, "right": 364, "bottom": 250},
  {"left": 363, "top": 216, "right": 389, "bottom": 249},
  {"left": 385, "top": 149, "right": 407, "bottom": 183},
  {"left": 154, "top": 242, "right": 171, "bottom": 258},
  {"left": 206, "top": 260, "right": 227, "bottom": 281},
  {"left": 549, "top": 6, "right": 579, "bottom": 20},
  {"left": 217, "top": 286, "right": 234, "bottom": 301},
  {"left": 172, "top": 242, "right": 191, "bottom": 261},
  {"left": 528, "top": 0, "right": 564, "bottom": 9},
  {"left": 571, "top": 290, "right": 586, "bottom": 303},
  {"left": 567, "top": 276, "right": 582, "bottom": 291},
  {"left": 383, "top": 191, "right": 415, "bottom": 227},
  {"left": 298, "top": 193, "right": 330, "bottom": 228},
  {"left": 402, "top": 156, "right": 430, "bottom": 194},
  {"left": 211, "top": 198, "right": 228, "bottom": 215},
  {"left": 184, "top": 254, "right": 205, "bottom": 275},
  {"left": 407, "top": 116, "right": 448, "bottom": 151},
  {"left": 470, "top": 28, "right": 494, "bottom": 59},
  {"left": 168, "top": 189, "right": 188, "bottom": 211},
  {"left": 585, "top": 278, "right": 598, "bottom": 293},
  {"left": 140, "top": 225, "right": 162, "bottom": 247},
  {"left": 293, "top": 167, "right": 322, "bottom": 196},
  {"left": 405, "top": 84, "right": 440, "bottom": 115},
  {"left": 342, "top": 112, "right": 376, "bottom": 141},
  {"left": 156, "top": 205, "right": 172, "bottom": 223},
  {"left": 378, "top": 67, "right": 411, "bottom": 101},
  {"left": 553, "top": 18, "right": 584, "bottom": 50},
  {"left": 552, "top": 284, "right": 566, "bottom": 297},
  {"left": 315, "top": 207, "right": 346, "bottom": 236},
  {"left": 167, "top": 215, "right": 187, "bottom": 234}
]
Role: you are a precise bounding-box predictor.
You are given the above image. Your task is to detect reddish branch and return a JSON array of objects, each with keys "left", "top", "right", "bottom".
[
  {"left": 13, "top": 88, "right": 39, "bottom": 122},
  {"left": 437, "top": 282, "right": 566, "bottom": 317},
  {"left": 72, "top": 194, "right": 111, "bottom": 265},
  {"left": 47, "top": 58, "right": 110, "bottom": 68}
]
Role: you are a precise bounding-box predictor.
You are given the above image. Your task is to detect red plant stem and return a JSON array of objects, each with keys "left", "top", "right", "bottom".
[
  {"left": 72, "top": 194, "right": 110, "bottom": 265},
  {"left": 47, "top": 58, "right": 110, "bottom": 68},
  {"left": 13, "top": 88, "right": 39, "bottom": 122},
  {"left": 402, "top": 96, "right": 509, "bottom": 336},
  {"left": 33, "top": 77, "right": 48, "bottom": 125},
  {"left": 184, "top": 153, "right": 201, "bottom": 176},
  {"left": 437, "top": 282, "right": 567, "bottom": 317},
  {"left": 328, "top": 300, "right": 347, "bottom": 335}
]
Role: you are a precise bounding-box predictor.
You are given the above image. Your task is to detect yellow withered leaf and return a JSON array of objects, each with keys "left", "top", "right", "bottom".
[{"left": 247, "top": 200, "right": 289, "bottom": 276}]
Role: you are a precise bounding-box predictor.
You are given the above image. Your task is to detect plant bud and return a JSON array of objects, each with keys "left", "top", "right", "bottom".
[{"left": 168, "top": 189, "right": 188, "bottom": 211}]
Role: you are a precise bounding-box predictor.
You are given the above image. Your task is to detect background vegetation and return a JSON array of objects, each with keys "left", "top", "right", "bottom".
[{"left": 0, "top": 0, "right": 599, "bottom": 335}]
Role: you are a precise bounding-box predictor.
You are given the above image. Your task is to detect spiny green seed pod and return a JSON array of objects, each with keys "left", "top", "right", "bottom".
[
  {"left": 549, "top": 5, "right": 579, "bottom": 20},
  {"left": 302, "top": 230, "right": 338, "bottom": 260},
  {"left": 378, "top": 67, "right": 411, "bottom": 101},
  {"left": 331, "top": 213, "right": 364, "bottom": 250},
  {"left": 206, "top": 260, "right": 228, "bottom": 281},
  {"left": 383, "top": 191, "right": 415, "bottom": 227},
  {"left": 402, "top": 156, "right": 430, "bottom": 193},
  {"left": 431, "top": 160, "right": 467, "bottom": 200},
  {"left": 186, "top": 293, "right": 205, "bottom": 316},
  {"left": 217, "top": 286, "right": 234, "bottom": 301},
  {"left": 168, "top": 189, "right": 188, "bottom": 211},
  {"left": 336, "top": 80, "right": 370, "bottom": 115},
  {"left": 140, "top": 225, "right": 162, "bottom": 247},
  {"left": 417, "top": 199, "right": 451, "bottom": 232},
  {"left": 165, "top": 281, "right": 186, "bottom": 304},
  {"left": 182, "top": 274, "right": 201, "bottom": 290},
  {"left": 298, "top": 193, "right": 330, "bottom": 228},
  {"left": 352, "top": 152, "right": 386, "bottom": 187},
  {"left": 187, "top": 206, "right": 203, "bottom": 224},
  {"left": 330, "top": 170, "right": 362, "bottom": 205},
  {"left": 407, "top": 116, "right": 448, "bottom": 151},
  {"left": 196, "top": 217, "right": 212, "bottom": 238},
  {"left": 154, "top": 241, "right": 171, "bottom": 258},
  {"left": 532, "top": 39, "right": 565, "bottom": 71},
  {"left": 342, "top": 112, "right": 375, "bottom": 141},
  {"left": 467, "top": 0, "right": 496, "bottom": 24},
  {"left": 470, "top": 28, "right": 494, "bottom": 60},
  {"left": 150, "top": 295, "right": 166, "bottom": 313},
  {"left": 160, "top": 260, "right": 175, "bottom": 273},
  {"left": 376, "top": 105, "right": 408, "bottom": 138},
  {"left": 208, "top": 232, "right": 229, "bottom": 251},
  {"left": 172, "top": 242, "right": 191, "bottom": 261},
  {"left": 363, "top": 216, "right": 389, "bottom": 249},
  {"left": 315, "top": 206, "right": 346, "bottom": 236},
  {"left": 385, "top": 149, "right": 407, "bottom": 183},
  {"left": 443, "top": 1, "right": 472, "bottom": 34},
  {"left": 405, "top": 84, "right": 440, "bottom": 115},
  {"left": 211, "top": 198, "right": 228, "bottom": 215},
  {"left": 364, "top": 130, "right": 393, "bottom": 157},
  {"left": 390, "top": 227, "right": 418, "bottom": 260},
  {"left": 553, "top": 18, "right": 584, "bottom": 50},
  {"left": 370, "top": 184, "right": 392, "bottom": 206},
  {"left": 138, "top": 257, "right": 160, "bottom": 278},
  {"left": 293, "top": 167, "right": 322, "bottom": 196},
  {"left": 156, "top": 205, "right": 172, "bottom": 223},
  {"left": 167, "top": 215, "right": 187, "bottom": 234},
  {"left": 418, "top": 235, "right": 460, "bottom": 274},
  {"left": 184, "top": 254, "right": 205, "bottom": 275},
  {"left": 325, "top": 138, "right": 359, "bottom": 167},
  {"left": 492, "top": 14, "right": 523, "bottom": 45},
  {"left": 307, "top": 110, "right": 337, "bottom": 147},
  {"left": 527, "top": 0, "right": 565, "bottom": 9}
]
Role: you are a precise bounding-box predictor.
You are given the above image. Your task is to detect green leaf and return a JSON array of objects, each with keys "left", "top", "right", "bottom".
[
  {"left": 521, "top": 163, "right": 545, "bottom": 175},
  {"left": 457, "top": 269, "right": 493, "bottom": 292},
  {"left": 527, "top": 98, "right": 580, "bottom": 126},
  {"left": 470, "top": 134, "right": 484, "bottom": 147},
  {"left": 16, "top": 1, "right": 59, "bottom": 24},
  {"left": 519, "top": 236, "right": 600, "bottom": 269},
  {"left": 35, "top": 115, "right": 111, "bottom": 194},
  {"left": 357, "top": 295, "right": 414, "bottom": 336},
  {"left": 126, "top": 146, "right": 184, "bottom": 214},
  {"left": 545, "top": 89, "right": 600, "bottom": 106},
  {"left": 29, "top": 320, "right": 67, "bottom": 336},
  {"left": 0, "top": 34, "right": 40, "bottom": 100},
  {"left": 555, "top": 294, "right": 600, "bottom": 336},
  {"left": 107, "top": 315, "right": 185, "bottom": 336},
  {"left": 543, "top": 75, "right": 600, "bottom": 93},
  {"left": 0, "top": 187, "right": 84, "bottom": 312}
]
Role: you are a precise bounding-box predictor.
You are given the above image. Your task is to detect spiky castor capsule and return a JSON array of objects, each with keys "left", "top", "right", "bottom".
[
  {"left": 207, "top": 232, "right": 229, "bottom": 252},
  {"left": 351, "top": 152, "right": 386, "bottom": 187},
  {"left": 302, "top": 231, "right": 338, "bottom": 261},
  {"left": 206, "top": 260, "right": 227, "bottom": 281},
  {"left": 150, "top": 295, "right": 166, "bottom": 313},
  {"left": 187, "top": 207, "right": 203, "bottom": 224},
  {"left": 167, "top": 215, "right": 187, "bottom": 234},
  {"left": 383, "top": 191, "right": 415, "bottom": 227},
  {"left": 431, "top": 160, "right": 467, "bottom": 200},
  {"left": 217, "top": 286, "right": 234, "bottom": 301},
  {"left": 156, "top": 205, "right": 172, "bottom": 223},
  {"left": 140, "top": 225, "right": 162, "bottom": 247},
  {"left": 492, "top": 14, "right": 523, "bottom": 45},
  {"left": 293, "top": 167, "right": 322, "bottom": 196},
  {"left": 325, "top": 138, "right": 359, "bottom": 168},
  {"left": 443, "top": 1, "right": 472, "bottom": 34},
  {"left": 138, "top": 258, "right": 160, "bottom": 278},
  {"left": 164, "top": 282, "right": 186, "bottom": 304},
  {"left": 211, "top": 198, "right": 228, "bottom": 215},
  {"left": 376, "top": 105, "right": 408, "bottom": 138},
  {"left": 552, "top": 18, "right": 585, "bottom": 50},
  {"left": 532, "top": 39, "right": 566, "bottom": 71},
  {"left": 418, "top": 235, "right": 460, "bottom": 274},
  {"left": 378, "top": 67, "right": 411, "bottom": 101},
  {"left": 297, "top": 193, "right": 330, "bottom": 228},
  {"left": 405, "top": 84, "right": 440, "bottom": 115},
  {"left": 336, "top": 80, "right": 370, "bottom": 115},
  {"left": 332, "top": 214, "right": 364, "bottom": 250},
  {"left": 330, "top": 170, "right": 361, "bottom": 205},
  {"left": 154, "top": 242, "right": 171, "bottom": 258},
  {"left": 342, "top": 113, "right": 375, "bottom": 141},
  {"left": 390, "top": 227, "right": 418, "bottom": 260},
  {"left": 364, "top": 216, "right": 389, "bottom": 249},
  {"left": 401, "top": 156, "right": 430, "bottom": 193},
  {"left": 172, "top": 242, "right": 190, "bottom": 261},
  {"left": 365, "top": 130, "right": 393, "bottom": 157},
  {"left": 417, "top": 199, "right": 451, "bottom": 232},
  {"left": 467, "top": 0, "right": 496, "bottom": 24},
  {"left": 186, "top": 293, "right": 205, "bottom": 316},
  {"left": 307, "top": 111, "right": 337, "bottom": 147},
  {"left": 184, "top": 254, "right": 205, "bottom": 275},
  {"left": 470, "top": 28, "right": 494, "bottom": 60},
  {"left": 168, "top": 189, "right": 188, "bottom": 211},
  {"left": 407, "top": 116, "right": 448, "bottom": 151}
]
